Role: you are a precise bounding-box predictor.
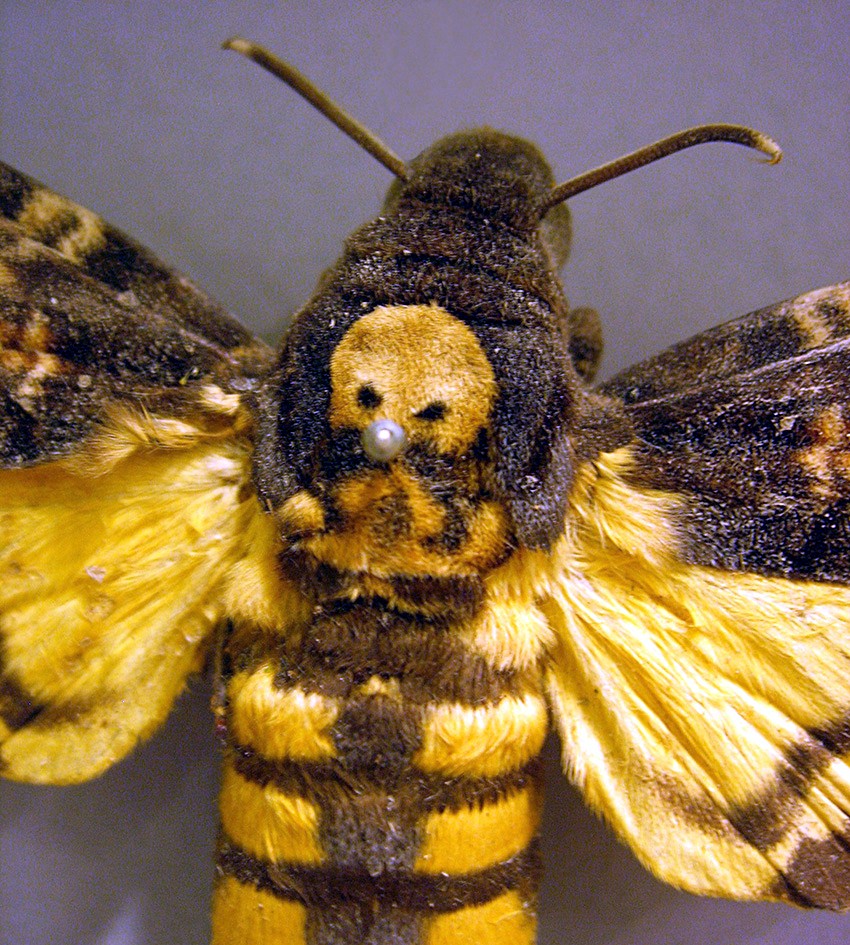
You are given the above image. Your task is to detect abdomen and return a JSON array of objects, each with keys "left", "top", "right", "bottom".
[{"left": 212, "top": 586, "right": 549, "bottom": 945}]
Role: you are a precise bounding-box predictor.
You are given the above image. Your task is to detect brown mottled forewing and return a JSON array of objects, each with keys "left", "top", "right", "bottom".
[
  {"left": 601, "top": 282, "right": 850, "bottom": 582},
  {"left": 0, "top": 162, "right": 272, "bottom": 466}
]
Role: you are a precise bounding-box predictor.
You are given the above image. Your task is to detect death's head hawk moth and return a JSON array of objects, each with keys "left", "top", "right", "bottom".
[{"left": 1, "top": 37, "right": 849, "bottom": 945}]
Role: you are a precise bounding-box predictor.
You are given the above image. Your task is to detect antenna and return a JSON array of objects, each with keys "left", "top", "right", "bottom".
[
  {"left": 540, "top": 124, "right": 781, "bottom": 215},
  {"left": 223, "top": 37, "right": 408, "bottom": 181}
]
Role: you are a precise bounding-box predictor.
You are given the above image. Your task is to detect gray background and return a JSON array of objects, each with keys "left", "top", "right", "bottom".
[{"left": 0, "top": 2, "right": 848, "bottom": 944}]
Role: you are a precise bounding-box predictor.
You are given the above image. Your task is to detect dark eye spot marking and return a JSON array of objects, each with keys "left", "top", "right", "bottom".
[
  {"left": 415, "top": 401, "right": 447, "bottom": 422},
  {"left": 357, "top": 385, "right": 382, "bottom": 409}
]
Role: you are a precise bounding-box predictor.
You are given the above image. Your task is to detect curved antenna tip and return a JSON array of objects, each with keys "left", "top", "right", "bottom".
[
  {"left": 752, "top": 131, "right": 783, "bottom": 164},
  {"left": 222, "top": 36, "right": 251, "bottom": 54}
]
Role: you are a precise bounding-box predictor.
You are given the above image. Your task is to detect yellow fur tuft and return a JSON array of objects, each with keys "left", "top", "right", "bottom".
[
  {"left": 58, "top": 398, "right": 253, "bottom": 477},
  {"left": 414, "top": 692, "right": 547, "bottom": 778},
  {"left": 220, "top": 508, "right": 311, "bottom": 633},
  {"left": 211, "top": 877, "right": 307, "bottom": 945},
  {"left": 227, "top": 666, "right": 339, "bottom": 762},
  {"left": 423, "top": 890, "right": 535, "bottom": 945},
  {"left": 455, "top": 545, "right": 560, "bottom": 671},
  {"left": 460, "top": 597, "right": 554, "bottom": 671},
  {"left": 415, "top": 784, "right": 542, "bottom": 873},
  {"left": 218, "top": 763, "right": 324, "bottom": 864},
  {"left": 276, "top": 489, "right": 327, "bottom": 539}
]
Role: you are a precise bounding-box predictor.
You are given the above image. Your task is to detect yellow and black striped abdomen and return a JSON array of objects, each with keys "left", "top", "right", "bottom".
[{"left": 213, "top": 587, "right": 549, "bottom": 945}]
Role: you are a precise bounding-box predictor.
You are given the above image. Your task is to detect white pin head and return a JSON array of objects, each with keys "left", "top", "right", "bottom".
[{"left": 362, "top": 419, "right": 407, "bottom": 462}]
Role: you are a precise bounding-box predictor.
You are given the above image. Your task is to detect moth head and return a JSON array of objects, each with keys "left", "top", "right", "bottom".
[
  {"left": 382, "top": 128, "right": 573, "bottom": 269},
  {"left": 329, "top": 304, "right": 495, "bottom": 462}
]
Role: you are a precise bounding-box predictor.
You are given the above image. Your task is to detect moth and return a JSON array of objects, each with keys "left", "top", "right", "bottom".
[{"left": 2, "top": 36, "right": 849, "bottom": 945}]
